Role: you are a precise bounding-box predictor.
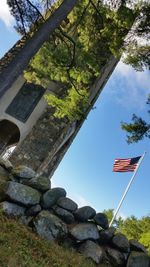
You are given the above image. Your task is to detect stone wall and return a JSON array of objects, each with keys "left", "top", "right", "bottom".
[
  {"left": 0, "top": 158, "right": 149, "bottom": 267},
  {"left": 10, "top": 107, "right": 68, "bottom": 173}
]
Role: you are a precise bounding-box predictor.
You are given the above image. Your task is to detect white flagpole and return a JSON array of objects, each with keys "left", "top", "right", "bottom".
[{"left": 109, "top": 152, "right": 146, "bottom": 227}]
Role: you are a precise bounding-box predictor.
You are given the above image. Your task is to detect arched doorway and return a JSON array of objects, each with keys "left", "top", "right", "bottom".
[{"left": 0, "top": 120, "right": 20, "bottom": 158}]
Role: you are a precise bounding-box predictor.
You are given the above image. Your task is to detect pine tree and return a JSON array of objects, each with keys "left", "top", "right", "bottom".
[{"left": 121, "top": 96, "right": 150, "bottom": 143}]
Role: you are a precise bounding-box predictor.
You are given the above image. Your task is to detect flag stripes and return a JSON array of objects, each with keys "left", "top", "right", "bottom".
[{"left": 113, "top": 156, "right": 141, "bottom": 172}]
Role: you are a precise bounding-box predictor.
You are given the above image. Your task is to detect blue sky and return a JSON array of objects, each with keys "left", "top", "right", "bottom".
[{"left": 0, "top": 1, "right": 149, "bottom": 219}]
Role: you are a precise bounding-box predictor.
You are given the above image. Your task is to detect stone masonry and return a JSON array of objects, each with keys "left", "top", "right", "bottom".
[{"left": 0, "top": 159, "right": 149, "bottom": 267}]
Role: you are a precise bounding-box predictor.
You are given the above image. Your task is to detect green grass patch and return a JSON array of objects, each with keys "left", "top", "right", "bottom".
[{"left": 0, "top": 214, "right": 99, "bottom": 267}]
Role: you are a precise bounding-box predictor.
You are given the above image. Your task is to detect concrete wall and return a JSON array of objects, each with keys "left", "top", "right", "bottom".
[{"left": 0, "top": 76, "right": 49, "bottom": 143}]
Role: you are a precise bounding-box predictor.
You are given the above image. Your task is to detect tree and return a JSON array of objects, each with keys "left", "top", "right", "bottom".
[
  {"left": 103, "top": 209, "right": 124, "bottom": 228},
  {"left": 121, "top": 95, "right": 150, "bottom": 143},
  {"left": 10, "top": 1, "right": 149, "bottom": 123},
  {"left": 7, "top": 0, "right": 45, "bottom": 35},
  {"left": 0, "top": 0, "right": 78, "bottom": 98},
  {"left": 45, "top": 88, "right": 89, "bottom": 122},
  {"left": 24, "top": 0, "right": 134, "bottom": 121},
  {"left": 119, "top": 215, "right": 150, "bottom": 254},
  {"left": 123, "top": 44, "right": 150, "bottom": 71},
  {"left": 103, "top": 209, "right": 114, "bottom": 223},
  {"left": 140, "top": 232, "right": 150, "bottom": 254},
  {"left": 103, "top": 209, "right": 150, "bottom": 254},
  {"left": 122, "top": 1, "right": 150, "bottom": 71},
  {"left": 119, "top": 216, "right": 142, "bottom": 240},
  {"left": 6, "top": 0, "right": 145, "bottom": 123},
  {"left": 121, "top": 1, "right": 150, "bottom": 143}
]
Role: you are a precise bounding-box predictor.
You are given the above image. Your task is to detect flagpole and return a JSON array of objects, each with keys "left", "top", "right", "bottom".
[{"left": 109, "top": 151, "right": 146, "bottom": 227}]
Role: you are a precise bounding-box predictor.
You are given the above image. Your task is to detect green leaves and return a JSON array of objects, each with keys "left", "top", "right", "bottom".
[
  {"left": 119, "top": 215, "right": 150, "bottom": 254},
  {"left": 103, "top": 209, "right": 150, "bottom": 254},
  {"left": 124, "top": 45, "right": 150, "bottom": 71},
  {"left": 45, "top": 88, "right": 89, "bottom": 121},
  {"left": 24, "top": 1, "right": 134, "bottom": 121},
  {"left": 121, "top": 113, "right": 150, "bottom": 144},
  {"left": 140, "top": 232, "right": 150, "bottom": 254}
]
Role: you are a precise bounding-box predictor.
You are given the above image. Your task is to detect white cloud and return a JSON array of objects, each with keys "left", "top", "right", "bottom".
[
  {"left": 0, "top": 0, "right": 14, "bottom": 27},
  {"left": 115, "top": 61, "right": 132, "bottom": 77},
  {"left": 108, "top": 60, "right": 150, "bottom": 111},
  {"left": 70, "top": 194, "right": 90, "bottom": 208}
]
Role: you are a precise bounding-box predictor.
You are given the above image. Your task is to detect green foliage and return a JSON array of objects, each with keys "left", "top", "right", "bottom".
[
  {"left": 121, "top": 96, "right": 150, "bottom": 143},
  {"left": 103, "top": 209, "right": 124, "bottom": 229},
  {"left": 103, "top": 209, "right": 114, "bottom": 223},
  {"left": 123, "top": 1, "right": 150, "bottom": 71},
  {"left": 140, "top": 232, "right": 150, "bottom": 254},
  {"left": 24, "top": 1, "right": 134, "bottom": 121},
  {"left": 124, "top": 45, "right": 150, "bottom": 71},
  {"left": 104, "top": 209, "right": 150, "bottom": 254},
  {"left": 119, "top": 216, "right": 142, "bottom": 240},
  {"left": 7, "top": 0, "right": 62, "bottom": 35},
  {"left": 134, "top": 1, "right": 150, "bottom": 39},
  {"left": 121, "top": 1, "right": 150, "bottom": 144},
  {"left": 45, "top": 88, "right": 89, "bottom": 121},
  {"left": 119, "top": 215, "right": 150, "bottom": 254}
]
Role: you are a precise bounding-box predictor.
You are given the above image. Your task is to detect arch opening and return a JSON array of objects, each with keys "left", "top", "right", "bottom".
[{"left": 0, "top": 119, "right": 20, "bottom": 158}]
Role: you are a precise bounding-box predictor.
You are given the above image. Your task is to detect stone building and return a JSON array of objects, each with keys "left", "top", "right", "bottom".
[
  {"left": 0, "top": 75, "right": 44, "bottom": 154},
  {"left": 0, "top": 35, "right": 118, "bottom": 178}
]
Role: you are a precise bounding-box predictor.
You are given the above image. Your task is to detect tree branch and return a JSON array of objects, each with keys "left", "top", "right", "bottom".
[
  {"left": 15, "top": 0, "right": 27, "bottom": 35},
  {"left": 89, "top": 0, "right": 104, "bottom": 27},
  {"left": 58, "top": 27, "right": 76, "bottom": 68},
  {"left": 26, "top": 0, "right": 45, "bottom": 22}
]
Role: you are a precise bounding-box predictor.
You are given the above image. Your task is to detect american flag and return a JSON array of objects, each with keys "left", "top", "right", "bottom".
[{"left": 113, "top": 156, "right": 141, "bottom": 172}]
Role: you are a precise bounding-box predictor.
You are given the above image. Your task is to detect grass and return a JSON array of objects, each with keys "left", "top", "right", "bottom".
[{"left": 0, "top": 213, "right": 100, "bottom": 267}]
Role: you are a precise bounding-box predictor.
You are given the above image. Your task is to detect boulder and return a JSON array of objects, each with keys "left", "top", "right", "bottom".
[
  {"left": 34, "top": 210, "right": 68, "bottom": 241},
  {"left": 22, "top": 176, "right": 51, "bottom": 192},
  {"left": 129, "top": 239, "right": 147, "bottom": 253},
  {"left": 41, "top": 187, "right": 66, "bottom": 209},
  {"left": 70, "top": 223, "right": 99, "bottom": 241},
  {"left": 57, "top": 197, "right": 78, "bottom": 212},
  {"left": 12, "top": 165, "right": 36, "bottom": 179},
  {"left": 0, "top": 158, "right": 13, "bottom": 172},
  {"left": 74, "top": 206, "right": 96, "bottom": 222},
  {"left": 79, "top": 240, "right": 104, "bottom": 264},
  {"left": 94, "top": 213, "right": 109, "bottom": 229},
  {"left": 127, "top": 251, "right": 149, "bottom": 267},
  {"left": 0, "top": 201, "right": 25, "bottom": 217},
  {"left": 26, "top": 204, "right": 41, "bottom": 216},
  {"left": 112, "top": 233, "right": 130, "bottom": 253},
  {"left": 6, "top": 181, "right": 41, "bottom": 206},
  {"left": 106, "top": 247, "right": 126, "bottom": 267},
  {"left": 99, "top": 227, "right": 116, "bottom": 245},
  {"left": 53, "top": 206, "right": 75, "bottom": 224}
]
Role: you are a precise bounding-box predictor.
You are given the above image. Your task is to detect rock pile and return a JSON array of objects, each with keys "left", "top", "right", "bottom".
[{"left": 0, "top": 158, "right": 149, "bottom": 267}]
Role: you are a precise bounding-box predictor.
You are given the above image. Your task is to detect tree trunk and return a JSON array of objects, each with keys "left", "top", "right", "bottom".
[{"left": 0, "top": 0, "right": 78, "bottom": 98}]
